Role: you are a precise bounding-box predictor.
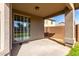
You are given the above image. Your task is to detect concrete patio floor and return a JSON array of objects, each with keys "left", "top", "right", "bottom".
[{"left": 11, "top": 38, "right": 70, "bottom": 56}]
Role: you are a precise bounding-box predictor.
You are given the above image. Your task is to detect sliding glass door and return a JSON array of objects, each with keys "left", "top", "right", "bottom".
[{"left": 13, "top": 14, "right": 30, "bottom": 43}]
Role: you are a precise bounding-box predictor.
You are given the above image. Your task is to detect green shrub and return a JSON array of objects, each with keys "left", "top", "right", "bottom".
[{"left": 67, "top": 42, "right": 79, "bottom": 56}]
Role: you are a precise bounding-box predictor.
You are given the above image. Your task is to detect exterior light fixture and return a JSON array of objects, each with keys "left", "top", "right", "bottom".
[{"left": 35, "top": 6, "right": 40, "bottom": 11}]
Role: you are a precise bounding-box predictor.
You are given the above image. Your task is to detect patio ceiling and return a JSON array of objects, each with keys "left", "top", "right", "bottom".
[{"left": 12, "top": 3, "right": 79, "bottom": 18}]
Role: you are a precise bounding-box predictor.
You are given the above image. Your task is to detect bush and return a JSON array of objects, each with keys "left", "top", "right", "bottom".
[{"left": 67, "top": 42, "right": 79, "bottom": 56}]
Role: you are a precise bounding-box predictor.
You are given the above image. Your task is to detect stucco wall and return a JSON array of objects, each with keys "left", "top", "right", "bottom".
[
  {"left": 0, "top": 3, "right": 11, "bottom": 55},
  {"left": 30, "top": 16, "right": 44, "bottom": 40},
  {"left": 12, "top": 9, "right": 44, "bottom": 41}
]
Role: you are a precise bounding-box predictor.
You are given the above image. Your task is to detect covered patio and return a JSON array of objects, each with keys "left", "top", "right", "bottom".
[
  {"left": 11, "top": 3, "right": 77, "bottom": 46},
  {"left": 0, "top": 3, "right": 79, "bottom": 56}
]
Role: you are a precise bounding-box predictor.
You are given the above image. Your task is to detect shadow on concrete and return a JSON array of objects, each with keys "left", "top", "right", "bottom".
[
  {"left": 11, "top": 39, "right": 43, "bottom": 56},
  {"left": 11, "top": 44, "right": 22, "bottom": 56},
  {"left": 48, "top": 38, "right": 65, "bottom": 46}
]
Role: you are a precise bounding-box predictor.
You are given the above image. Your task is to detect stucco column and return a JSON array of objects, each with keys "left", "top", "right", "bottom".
[
  {"left": 64, "top": 8, "right": 76, "bottom": 46},
  {"left": 0, "top": 3, "right": 11, "bottom": 55}
]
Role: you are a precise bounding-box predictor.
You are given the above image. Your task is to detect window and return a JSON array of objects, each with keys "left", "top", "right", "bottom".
[{"left": 13, "top": 14, "right": 30, "bottom": 43}]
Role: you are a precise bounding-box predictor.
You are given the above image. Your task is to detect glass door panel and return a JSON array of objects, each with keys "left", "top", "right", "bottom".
[{"left": 13, "top": 14, "right": 30, "bottom": 43}]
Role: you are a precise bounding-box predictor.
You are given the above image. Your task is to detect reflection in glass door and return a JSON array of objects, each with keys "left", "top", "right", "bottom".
[{"left": 13, "top": 14, "right": 30, "bottom": 43}]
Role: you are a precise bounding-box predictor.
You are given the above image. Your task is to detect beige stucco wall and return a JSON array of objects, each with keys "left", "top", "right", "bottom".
[
  {"left": 0, "top": 3, "right": 11, "bottom": 55},
  {"left": 12, "top": 10, "right": 44, "bottom": 41},
  {"left": 30, "top": 16, "right": 44, "bottom": 40}
]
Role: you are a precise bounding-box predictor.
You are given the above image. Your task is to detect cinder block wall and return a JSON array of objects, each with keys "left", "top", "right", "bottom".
[
  {"left": 44, "top": 25, "right": 79, "bottom": 42},
  {"left": 48, "top": 26, "right": 65, "bottom": 39},
  {"left": 76, "top": 24, "right": 79, "bottom": 41},
  {"left": 44, "top": 26, "right": 64, "bottom": 43}
]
